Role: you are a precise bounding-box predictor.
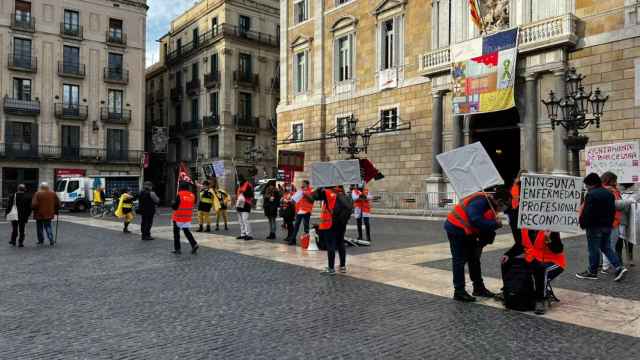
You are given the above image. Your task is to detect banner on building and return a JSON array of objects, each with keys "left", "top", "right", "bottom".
[
  {"left": 152, "top": 127, "right": 169, "bottom": 153},
  {"left": 436, "top": 142, "right": 504, "bottom": 198},
  {"left": 585, "top": 142, "right": 640, "bottom": 184},
  {"left": 451, "top": 27, "right": 518, "bottom": 115},
  {"left": 517, "top": 174, "right": 582, "bottom": 233},
  {"left": 310, "top": 160, "right": 361, "bottom": 188}
]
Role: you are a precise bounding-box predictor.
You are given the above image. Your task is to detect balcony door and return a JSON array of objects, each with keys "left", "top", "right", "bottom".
[
  {"left": 13, "top": 78, "right": 31, "bottom": 101},
  {"left": 5, "top": 121, "right": 37, "bottom": 158},
  {"left": 107, "top": 128, "right": 127, "bottom": 161},
  {"left": 109, "top": 18, "right": 123, "bottom": 42},
  {"left": 238, "top": 92, "right": 252, "bottom": 123},
  {"left": 63, "top": 46, "right": 80, "bottom": 74},
  {"left": 239, "top": 53, "right": 252, "bottom": 80},
  {"left": 15, "top": 0, "right": 31, "bottom": 22},
  {"left": 61, "top": 125, "right": 80, "bottom": 160},
  {"left": 108, "top": 89, "right": 123, "bottom": 117},
  {"left": 13, "top": 37, "right": 31, "bottom": 68},
  {"left": 239, "top": 15, "right": 251, "bottom": 34},
  {"left": 63, "top": 10, "right": 80, "bottom": 34},
  {"left": 63, "top": 84, "right": 80, "bottom": 116},
  {"left": 108, "top": 53, "right": 123, "bottom": 79}
]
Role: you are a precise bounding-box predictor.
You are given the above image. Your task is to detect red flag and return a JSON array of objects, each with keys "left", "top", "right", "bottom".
[
  {"left": 178, "top": 162, "right": 193, "bottom": 185},
  {"left": 468, "top": 0, "right": 483, "bottom": 32}
]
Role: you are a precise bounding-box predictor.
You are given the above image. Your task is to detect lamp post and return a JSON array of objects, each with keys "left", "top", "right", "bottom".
[
  {"left": 542, "top": 68, "right": 608, "bottom": 176},
  {"left": 335, "top": 115, "right": 372, "bottom": 159}
]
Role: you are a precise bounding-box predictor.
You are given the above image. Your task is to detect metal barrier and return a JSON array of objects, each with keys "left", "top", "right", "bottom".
[{"left": 371, "top": 192, "right": 459, "bottom": 210}]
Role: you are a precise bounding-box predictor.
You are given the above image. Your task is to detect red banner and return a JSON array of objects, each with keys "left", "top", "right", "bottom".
[{"left": 55, "top": 168, "right": 86, "bottom": 178}]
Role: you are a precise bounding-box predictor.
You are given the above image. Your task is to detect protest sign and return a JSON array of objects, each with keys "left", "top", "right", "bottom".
[
  {"left": 436, "top": 142, "right": 504, "bottom": 198},
  {"left": 517, "top": 174, "right": 582, "bottom": 233},
  {"left": 310, "top": 160, "right": 361, "bottom": 188},
  {"left": 585, "top": 142, "right": 640, "bottom": 183},
  {"left": 212, "top": 160, "right": 225, "bottom": 177}
]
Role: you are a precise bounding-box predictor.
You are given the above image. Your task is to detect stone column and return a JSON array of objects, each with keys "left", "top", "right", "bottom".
[
  {"left": 452, "top": 115, "right": 463, "bottom": 149},
  {"left": 431, "top": 91, "right": 444, "bottom": 177},
  {"left": 524, "top": 73, "right": 538, "bottom": 172},
  {"left": 552, "top": 69, "right": 568, "bottom": 175}
]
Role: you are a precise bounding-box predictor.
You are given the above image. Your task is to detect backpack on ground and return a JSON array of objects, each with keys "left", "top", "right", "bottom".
[
  {"left": 332, "top": 192, "right": 354, "bottom": 227},
  {"left": 502, "top": 258, "right": 536, "bottom": 311}
]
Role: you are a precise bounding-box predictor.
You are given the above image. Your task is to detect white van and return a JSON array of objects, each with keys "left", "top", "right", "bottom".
[{"left": 55, "top": 177, "right": 93, "bottom": 211}]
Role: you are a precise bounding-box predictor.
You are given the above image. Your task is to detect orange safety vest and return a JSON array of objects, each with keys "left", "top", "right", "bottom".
[
  {"left": 172, "top": 190, "right": 195, "bottom": 223},
  {"left": 295, "top": 187, "right": 314, "bottom": 214},
  {"left": 319, "top": 189, "right": 338, "bottom": 230},
  {"left": 605, "top": 186, "right": 622, "bottom": 227},
  {"left": 521, "top": 229, "right": 566, "bottom": 268},
  {"left": 237, "top": 182, "right": 253, "bottom": 206},
  {"left": 353, "top": 189, "right": 371, "bottom": 214},
  {"left": 511, "top": 183, "right": 520, "bottom": 210},
  {"left": 446, "top": 193, "right": 496, "bottom": 235}
]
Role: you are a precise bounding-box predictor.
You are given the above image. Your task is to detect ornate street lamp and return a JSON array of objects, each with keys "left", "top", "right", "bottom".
[{"left": 542, "top": 67, "right": 609, "bottom": 176}]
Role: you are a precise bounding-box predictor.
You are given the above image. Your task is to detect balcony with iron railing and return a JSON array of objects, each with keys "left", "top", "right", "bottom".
[
  {"left": 54, "top": 103, "right": 88, "bottom": 121},
  {"left": 204, "top": 71, "right": 220, "bottom": 88},
  {"left": 233, "top": 115, "right": 259, "bottom": 132},
  {"left": 233, "top": 71, "right": 259, "bottom": 89},
  {"left": 203, "top": 114, "right": 220, "bottom": 129},
  {"left": 58, "top": 61, "right": 86, "bottom": 78},
  {"left": 8, "top": 53, "right": 37, "bottom": 73},
  {"left": 0, "top": 144, "right": 141, "bottom": 163},
  {"left": 186, "top": 78, "right": 201, "bottom": 96},
  {"left": 106, "top": 30, "right": 127, "bottom": 46},
  {"left": 104, "top": 67, "right": 129, "bottom": 84},
  {"left": 3, "top": 96, "right": 40, "bottom": 115},
  {"left": 170, "top": 86, "right": 183, "bottom": 102},
  {"left": 418, "top": 14, "right": 578, "bottom": 76},
  {"left": 11, "top": 13, "right": 35, "bottom": 32},
  {"left": 100, "top": 108, "right": 132, "bottom": 124},
  {"left": 165, "top": 23, "right": 279, "bottom": 64},
  {"left": 60, "top": 22, "right": 83, "bottom": 40}
]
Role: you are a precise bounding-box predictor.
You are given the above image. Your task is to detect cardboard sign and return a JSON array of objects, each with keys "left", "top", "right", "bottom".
[
  {"left": 517, "top": 174, "right": 582, "bottom": 233},
  {"left": 436, "top": 142, "right": 504, "bottom": 198},
  {"left": 310, "top": 160, "right": 361, "bottom": 188},
  {"left": 585, "top": 142, "right": 640, "bottom": 184}
]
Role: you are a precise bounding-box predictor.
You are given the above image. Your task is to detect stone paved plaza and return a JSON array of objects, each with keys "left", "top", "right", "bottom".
[{"left": 1, "top": 215, "right": 639, "bottom": 359}]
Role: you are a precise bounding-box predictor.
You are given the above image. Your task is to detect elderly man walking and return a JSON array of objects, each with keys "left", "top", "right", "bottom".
[{"left": 32, "top": 183, "right": 60, "bottom": 246}]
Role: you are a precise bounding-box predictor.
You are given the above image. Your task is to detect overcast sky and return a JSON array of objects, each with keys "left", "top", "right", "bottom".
[{"left": 146, "top": 0, "right": 196, "bottom": 67}]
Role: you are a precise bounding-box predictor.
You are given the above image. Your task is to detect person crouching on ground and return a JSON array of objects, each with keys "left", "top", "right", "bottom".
[
  {"left": 576, "top": 173, "right": 628, "bottom": 281},
  {"left": 502, "top": 230, "right": 566, "bottom": 315},
  {"left": 197, "top": 180, "right": 214, "bottom": 232},
  {"left": 313, "top": 186, "right": 349, "bottom": 275},
  {"left": 115, "top": 188, "right": 135, "bottom": 234},
  {"left": 444, "top": 191, "right": 508, "bottom": 302},
  {"left": 172, "top": 182, "right": 199, "bottom": 255}
]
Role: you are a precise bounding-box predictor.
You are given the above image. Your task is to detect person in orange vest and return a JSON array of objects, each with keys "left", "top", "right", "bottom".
[
  {"left": 444, "top": 191, "right": 508, "bottom": 302},
  {"left": 236, "top": 175, "right": 254, "bottom": 241},
  {"left": 601, "top": 172, "right": 623, "bottom": 273},
  {"left": 507, "top": 170, "right": 525, "bottom": 244},
  {"left": 351, "top": 185, "right": 372, "bottom": 243},
  {"left": 501, "top": 229, "right": 566, "bottom": 315},
  {"left": 171, "top": 182, "right": 199, "bottom": 255},
  {"left": 289, "top": 180, "right": 314, "bottom": 245},
  {"left": 313, "top": 186, "right": 349, "bottom": 275}
]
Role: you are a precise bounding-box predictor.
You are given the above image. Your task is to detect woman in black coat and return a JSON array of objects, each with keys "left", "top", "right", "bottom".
[
  {"left": 6, "top": 184, "right": 32, "bottom": 247},
  {"left": 263, "top": 180, "right": 281, "bottom": 240}
]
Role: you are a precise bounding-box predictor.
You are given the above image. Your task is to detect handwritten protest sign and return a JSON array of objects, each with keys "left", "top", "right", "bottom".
[
  {"left": 517, "top": 174, "right": 582, "bottom": 233},
  {"left": 585, "top": 142, "right": 640, "bottom": 183},
  {"left": 436, "top": 142, "right": 504, "bottom": 198}
]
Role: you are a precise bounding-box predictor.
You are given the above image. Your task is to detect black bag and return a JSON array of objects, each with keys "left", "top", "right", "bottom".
[
  {"left": 502, "top": 258, "right": 536, "bottom": 311},
  {"left": 331, "top": 192, "right": 354, "bottom": 227}
]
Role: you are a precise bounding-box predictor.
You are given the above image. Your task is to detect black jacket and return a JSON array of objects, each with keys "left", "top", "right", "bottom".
[
  {"left": 138, "top": 190, "right": 159, "bottom": 216},
  {"left": 6, "top": 192, "right": 32, "bottom": 222},
  {"left": 263, "top": 188, "right": 282, "bottom": 218},
  {"left": 579, "top": 186, "right": 615, "bottom": 230}
]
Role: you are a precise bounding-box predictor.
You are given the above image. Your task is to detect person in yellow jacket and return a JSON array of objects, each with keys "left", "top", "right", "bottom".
[
  {"left": 197, "top": 181, "right": 214, "bottom": 232},
  {"left": 114, "top": 188, "right": 135, "bottom": 233},
  {"left": 212, "top": 183, "right": 230, "bottom": 231},
  {"left": 93, "top": 187, "right": 106, "bottom": 206}
]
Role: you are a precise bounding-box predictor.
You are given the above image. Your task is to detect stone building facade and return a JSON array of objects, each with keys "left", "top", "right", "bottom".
[
  {"left": 0, "top": 0, "right": 148, "bottom": 199},
  {"left": 278, "top": 0, "right": 640, "bottom": 194},
  {"left": 147, "top": 0, "right": 280, "bottom": 195}
]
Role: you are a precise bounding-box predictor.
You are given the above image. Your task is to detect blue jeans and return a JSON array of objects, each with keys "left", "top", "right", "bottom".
[
  {"left": 290, "top": 213, "right": 310, "bottom": 242},
  {"left": 587, "top": 227, "right": 621, "bottom": 274},
  {"left": 36, "top": 220, "right": 54, "bottom": 243},
  {"left": 447, "top": 231, "right": 484, "bottom": 292}
]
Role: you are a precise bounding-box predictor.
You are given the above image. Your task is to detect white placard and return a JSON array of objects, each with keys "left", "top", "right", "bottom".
[
  {"left": 585, "top": 142, "right": 640, "bottom": 184},
  {"left": 212, "top": 160, "right": 225, "bottom": 177},
  {"left": 517, "top": 174, "right": 582, "bottom": 233},
  {"left": 436, "top": 142, "right": 504, "bottom": 198},
  {"left": 310, "top": 160, "right": 361, "bottom": 188}
]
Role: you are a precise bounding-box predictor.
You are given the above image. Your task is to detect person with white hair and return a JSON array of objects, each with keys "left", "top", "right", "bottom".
[{"left": 31, "top": 182, "right": 60, "bottom": 246}]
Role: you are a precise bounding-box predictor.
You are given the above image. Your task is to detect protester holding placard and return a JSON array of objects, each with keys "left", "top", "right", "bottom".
[
  {"left": 444, "top": 192, "right": 509, "bottom": 302},
  {"left": 506, "top": 170, "right": 525, "bottom": 244},
  {"left": 576, "top": 173, "right": 628, "bottom": 282}
]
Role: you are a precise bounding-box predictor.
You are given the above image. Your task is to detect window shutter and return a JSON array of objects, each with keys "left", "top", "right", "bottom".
[
  {"left": 393, "top": 17, "right": 400, "bottom": 67},
  {"left": 293, "top": 54, "right": 299, "bottom": 93},
  {"left": 304, "top": 51, "right": 309, "bottom": 92},
  {"left": 348, "top": 34, "right": 354, "bottom": 80},
  {"left": 377, "top": 22, "right": 383, "bottom": 70},
  {"left": 333, "top": 39, "right": 339, "bottom": 83}
]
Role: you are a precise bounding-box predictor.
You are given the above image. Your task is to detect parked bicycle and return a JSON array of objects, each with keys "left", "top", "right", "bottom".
[{"left": 90, "top": 199, "right": 115, "bottom": 218}]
